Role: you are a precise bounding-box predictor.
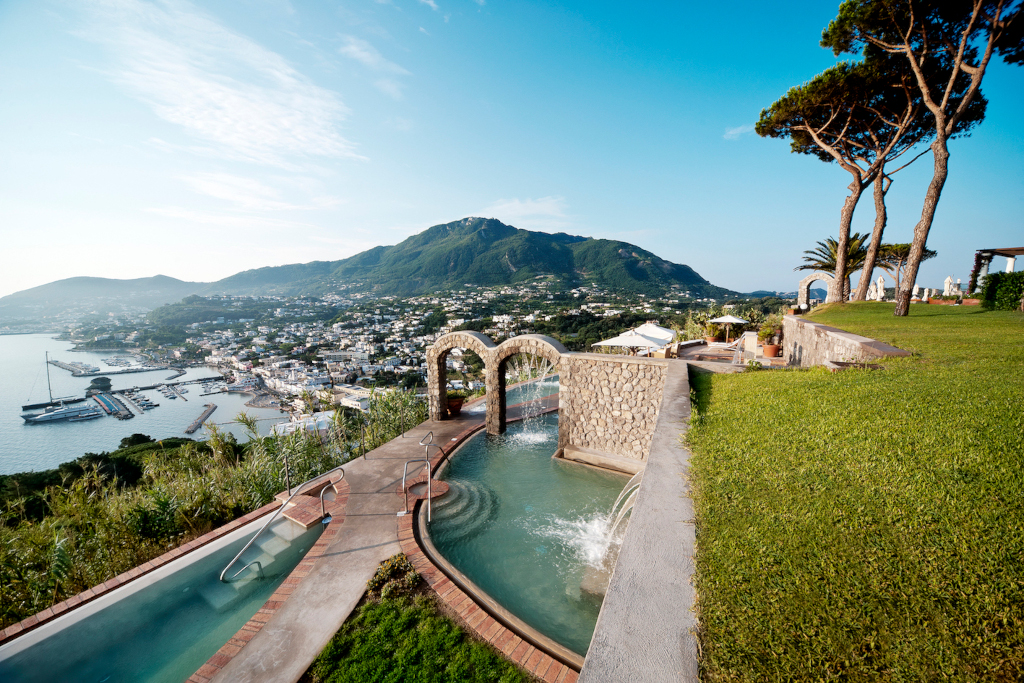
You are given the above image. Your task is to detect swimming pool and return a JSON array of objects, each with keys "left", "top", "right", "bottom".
[
  {"left": 0, "top": 516, "right": 323, "bottom": 683},
  {"left": 428, "top": 413, "right": 626, "bottom": 656}
]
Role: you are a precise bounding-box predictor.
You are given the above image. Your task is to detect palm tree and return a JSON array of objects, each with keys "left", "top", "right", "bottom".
[{"left": 795, "top": 233, "right": 870, "bottom": 299}]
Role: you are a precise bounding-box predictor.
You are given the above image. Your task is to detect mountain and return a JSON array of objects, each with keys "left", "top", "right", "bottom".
[
  {"left": 0, "top": 275, "right": 205, "bottom": 324},
  {"left": 1, "top": 219, "right": 735, "bottom": 324},
  {"left": 211, "top": 218, "right": 732, "bottom": 298}
]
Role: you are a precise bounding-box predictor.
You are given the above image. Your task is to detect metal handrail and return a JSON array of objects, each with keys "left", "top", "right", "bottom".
[
  {"left": 280, "top": 465, "right": 291, "bottom": 496},
  {"left": 230, "top": 560, "right": 265, "bottom": 581},
  {"left": 401, "top": 459, "right": 430, "bottom": 519},
  {"left": 219, "top": 465, "right": 345, "bottom": 582},
  {"left": 320, "top": 468, "right": 345, "bottom": 518}
]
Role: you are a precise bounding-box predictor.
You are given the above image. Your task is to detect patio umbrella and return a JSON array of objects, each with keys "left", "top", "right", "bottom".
[
  {"left": 708, "top": 314, "right": 749, "bottom": 343},
  {"left": 593, "top": 330, "right": 666, "bottom": 355},
  {"left": 631, "top": 322, "right": 676, "bottom": 344}
]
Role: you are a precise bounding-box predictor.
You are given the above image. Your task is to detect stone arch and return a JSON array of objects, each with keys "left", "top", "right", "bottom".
[
  {"left": 426, "top": 332, "right": 567, "bottom": 435},
  {"left": 797, "top": 271, "right": 835, "bottom": 310},
  {"left": 425, "top": 331, "right": 496, "bottom": 423},
  {"left": 489, "top": 335, "right": 568, "bottom": 434}
]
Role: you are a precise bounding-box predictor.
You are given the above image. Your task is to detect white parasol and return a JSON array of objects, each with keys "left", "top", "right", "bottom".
[
  {"left": 708, "top": 315, "right": 749, "bottom": 343},
  {"left": 593, "top": 330, "right": 666, "bottom": 355}
]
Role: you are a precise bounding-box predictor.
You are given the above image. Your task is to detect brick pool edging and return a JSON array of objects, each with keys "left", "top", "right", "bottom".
[
  {"left": 400, "top": 401, "right": 580, "bottom": 683},
  {"left": 0, "top": 499, "right": 282, "bottom": 646},
  {"left": 187, "top": 474, "right": 350, "bottom": 683}
]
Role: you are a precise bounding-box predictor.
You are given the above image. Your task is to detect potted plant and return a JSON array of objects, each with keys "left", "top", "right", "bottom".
[
  {"left": 446, "top": 389, "right": 468, "bottom": 417},
  {"left": 704, "top": 323, "right": 721, "bottom": 344},
  {"left": 759, "top": 314, "right": 783, "bottom": 357}
]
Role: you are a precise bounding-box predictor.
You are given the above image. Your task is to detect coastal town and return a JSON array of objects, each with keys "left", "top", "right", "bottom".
[{"left": 25, "top": 280, "right": 759, "bottom": 420}]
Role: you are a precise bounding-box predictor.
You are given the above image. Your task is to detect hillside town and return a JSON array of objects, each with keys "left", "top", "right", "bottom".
[{"left": 33, "top": 280, "right": 760, "bottom": 417}]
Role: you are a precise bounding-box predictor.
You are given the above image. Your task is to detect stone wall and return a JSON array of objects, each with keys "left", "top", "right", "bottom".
[
  {"left": 558, "top": 353, "right": 669, "bottom": 462},
  {"left": 783, "top": 314, "right": 911, "bottom": 367}
]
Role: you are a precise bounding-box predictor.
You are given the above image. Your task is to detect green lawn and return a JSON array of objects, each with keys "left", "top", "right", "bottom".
[{"left": 688, "top": 303, "right": 1024, "bottom": 681}]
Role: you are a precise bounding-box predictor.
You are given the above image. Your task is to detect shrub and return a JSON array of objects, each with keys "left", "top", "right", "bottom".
[
  {"left": 978, "top": 271, "right": 1024, "bottom": 311},
  {"left": 380, "top": 580, "right": 401, "bottom": 601},
  {"left": 305, "top": 596, "right": 529, "bottom": 683},
  {"left": 367, "top": 554, "right": 415, "bottom": 593}
]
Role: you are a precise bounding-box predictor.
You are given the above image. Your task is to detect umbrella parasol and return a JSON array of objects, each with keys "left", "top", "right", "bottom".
[
  {"left": 593, "top": 330, "right": 666, "bottom": 355},
  {"left": 631, "top": 322, "right": 676, "bottom": 344},
  {"left": 708, "top": 315, "right": 749, "bottom": 343}
]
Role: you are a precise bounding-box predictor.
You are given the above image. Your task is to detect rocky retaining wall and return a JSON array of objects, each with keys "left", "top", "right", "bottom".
[
  {"left": 783, "top": 314, "right": 911, "bottom": 367},
  {"left": 558, "top": 353, "right": 669, "bottom": 462}
]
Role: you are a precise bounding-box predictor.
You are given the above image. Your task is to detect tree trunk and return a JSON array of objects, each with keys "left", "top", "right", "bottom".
[
  {"left": 895, "top": 140, "right": 949, "bottom": 316},
  {"left": 854, "top": 174, "right": 890, "bottom": 301},
  {"left": 829, "top": 178, "right": 864, "bottom": 303}
]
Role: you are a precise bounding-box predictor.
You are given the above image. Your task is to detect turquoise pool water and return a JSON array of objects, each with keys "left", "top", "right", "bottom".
[
  {"left": 429, "top": 413, "right": 626, "bottom": 655},
  {"left": 0, "top": 518, "right": 323, "bottom": 683}
]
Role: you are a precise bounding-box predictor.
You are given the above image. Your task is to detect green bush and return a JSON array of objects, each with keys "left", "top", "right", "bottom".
[
  {"left": 304, "top": 596, "right": 528, "bottom": 683},
  {"left": 367, "top": 553, "right": 415, "bottom": 592},
  {"left": 978, "top": 271, "right": 1024, "bottom": 310},
  {"left": 0, "top": 390, "right": 426, "bottom": 629}
]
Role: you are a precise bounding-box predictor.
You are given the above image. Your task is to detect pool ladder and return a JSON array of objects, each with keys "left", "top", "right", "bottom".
[
  {"left": 219, "top": 465, "right": 345, "bottom": 583},
  {"left": 400, "top": 432, "right": 441, "bottom": 522}
]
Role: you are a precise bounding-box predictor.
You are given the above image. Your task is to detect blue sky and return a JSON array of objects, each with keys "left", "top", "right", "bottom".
[{"left": 1, "top": 0, "right": 1021, "bottom": 298}]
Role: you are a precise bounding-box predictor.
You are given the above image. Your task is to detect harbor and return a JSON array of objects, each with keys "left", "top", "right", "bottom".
[{"left": 3, "top": 335, "right": 288, "bottom": 474}]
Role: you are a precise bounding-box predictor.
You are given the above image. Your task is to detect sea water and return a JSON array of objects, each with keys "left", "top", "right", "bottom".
[{"left": 0, "top": 334, "right": 288, "bottom": 474}]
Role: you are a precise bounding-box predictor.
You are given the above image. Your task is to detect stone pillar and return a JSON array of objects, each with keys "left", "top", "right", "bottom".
[
  {"left": 558, "top": 357, "right": 570, "bottom": 452},
  {"left": 485, "top": 360, "right": 505, "bottom": 435},
  {"left": 427, "top": 351, "right": 448, "bottom": 421},
  {"left": 1007, "top": 256, "right": 1016, "bottom": 273},
  {"left": 974, "top": 257, "right": 990, "bottom": 294}
]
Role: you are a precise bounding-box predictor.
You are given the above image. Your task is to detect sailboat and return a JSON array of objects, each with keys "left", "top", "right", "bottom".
[{"left": 20, "top": 351, "right": 89, "bottom": 414}]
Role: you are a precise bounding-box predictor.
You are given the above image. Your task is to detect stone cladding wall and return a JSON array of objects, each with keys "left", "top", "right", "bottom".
[
  {"left": 783, "top": 315, "right": 911, "bottom": 367},
  {"left": 558, "top": 353, "right": 669, "bottom": 461}
]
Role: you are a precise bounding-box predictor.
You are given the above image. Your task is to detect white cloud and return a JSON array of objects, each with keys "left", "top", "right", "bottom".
[
  {"left": 180, "top": 171, "right": 342, "bottom": 211},
  {"left": 338, "top": 36, "right": 410, "bottom": 99},
  {"left": 419, "top": 0, "right": 439, "bottom": 10},
  {"left": 338, "top": 36, "right": 410, "bottom": 75},
  {"left": 180, "top": 172, "right": 297, "bottom": 211},
  {"left": 374, "top": 79, "right": 405, "bottom": 100},
  {"left": 479, "top": 196, "right": 570, "bottom": 231},
  {"left": 419, "top": 26, "right": 429, "bottom": 34},
  {"left": 76, "top": 0, "right": 358, "bottom": 166},
  {"left": 723, "top": 124, "right": 754, "bottom": 140}
]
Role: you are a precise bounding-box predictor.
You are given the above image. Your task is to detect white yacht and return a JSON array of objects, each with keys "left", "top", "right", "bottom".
[{"left": 23, "top": 403, "right": 105, "bottom": 424}]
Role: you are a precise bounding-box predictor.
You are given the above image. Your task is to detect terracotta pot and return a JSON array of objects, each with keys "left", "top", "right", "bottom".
[
  {"left": 704, "top": 336, "right": 717, "bottom": 344},
  {"left": 446, "top": 397, "right": 465, "bottom": 417},
  {"left": 762, "top": 344, "right": 781, "bottom": 358}
]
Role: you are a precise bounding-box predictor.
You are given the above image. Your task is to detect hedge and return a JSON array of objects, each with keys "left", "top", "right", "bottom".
[{"left": 978, "top": 271, "right": 1024, "bottom": 310}]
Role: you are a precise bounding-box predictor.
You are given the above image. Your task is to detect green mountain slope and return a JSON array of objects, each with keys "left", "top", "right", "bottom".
[
  {"left": 211, "top": 218, "right": 730, "bottom": 297},
  {"left": 0, "top": 275, "right": 205, "bottom": 322},
  {"left": 2, "top": 219, "right": 734, "bottom": 323}
]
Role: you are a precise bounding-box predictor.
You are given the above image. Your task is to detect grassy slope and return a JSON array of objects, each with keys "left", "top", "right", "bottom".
[{"left": 688, "top": 303, "right": 1024, "bottom": 681}]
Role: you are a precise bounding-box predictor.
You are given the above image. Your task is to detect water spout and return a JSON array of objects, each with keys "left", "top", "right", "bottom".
[{"left": 577, "top": 470, "right": 643, "bottom": 598}]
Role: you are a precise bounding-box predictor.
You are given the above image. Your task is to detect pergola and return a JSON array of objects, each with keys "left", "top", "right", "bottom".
[{"left": 973, "top": 247, "right": 1023, "bottom": 293}]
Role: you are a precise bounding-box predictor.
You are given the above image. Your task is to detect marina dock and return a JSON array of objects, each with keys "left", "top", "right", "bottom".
[
  {"left": 92, "top": 393, "right": 133, "bottom": 420},
  {"left": 49, "top": 359, "right": 164, "bottom": 377},
  {"left": 185, "top": 403, "right": 217, "bottom": 434}
]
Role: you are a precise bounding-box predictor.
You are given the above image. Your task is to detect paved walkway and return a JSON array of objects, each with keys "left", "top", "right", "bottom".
[{"left": 209, "top": 412, "right": 485, "bottom": 683}]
